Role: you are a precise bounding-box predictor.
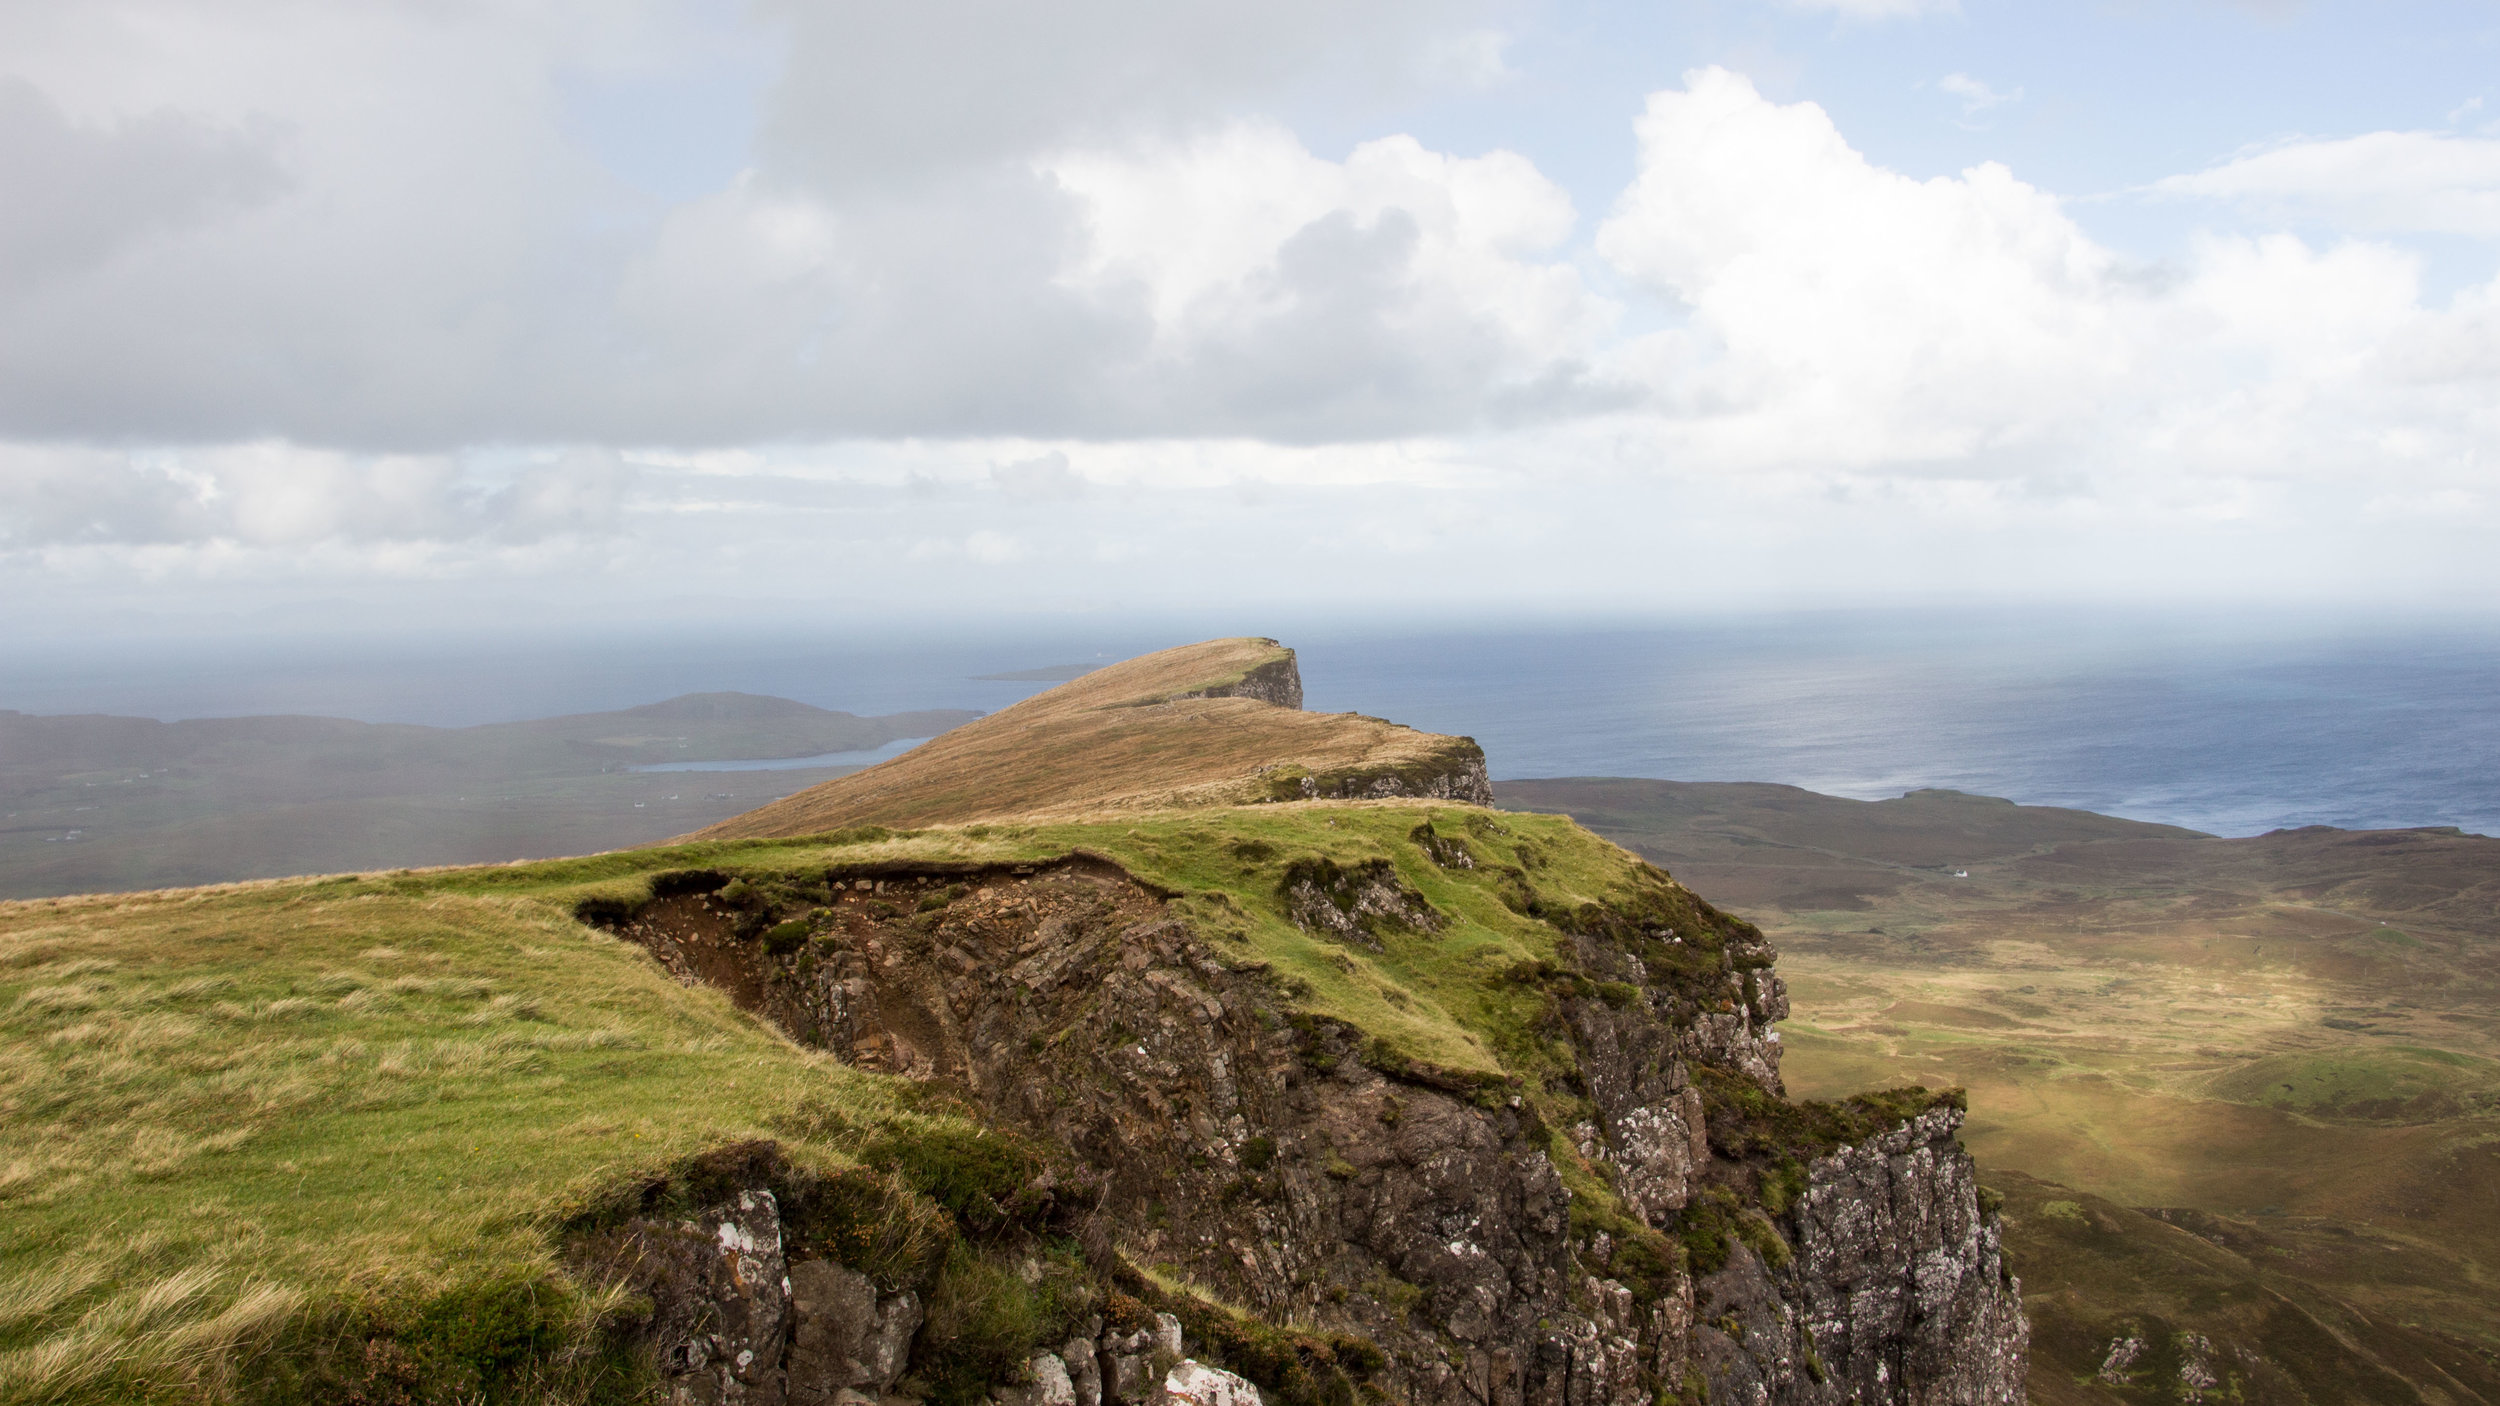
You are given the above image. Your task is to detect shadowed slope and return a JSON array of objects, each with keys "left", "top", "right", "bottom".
[{"left": 692, "top": 638, "right": 1492, "bottom": 836}]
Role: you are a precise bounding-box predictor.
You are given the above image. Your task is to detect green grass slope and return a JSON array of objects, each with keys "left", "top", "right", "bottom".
[{"left": 2, "top": 800, "right": 1762, "bottom": 1405}]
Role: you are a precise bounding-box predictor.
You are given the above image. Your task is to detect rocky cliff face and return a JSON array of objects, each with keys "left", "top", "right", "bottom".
[
  {"left": 1165, "top": 647, "right": 1489, "bottom": 807},
  {"left": 1183, "top": 653, "right": 1305, "bottom": 711},
  {"left": 588, "top": 847, "right": 2025, "bottom": 1406},
  {"left": 1271, "top": 742, "right": 1497, "bottom": 807}
]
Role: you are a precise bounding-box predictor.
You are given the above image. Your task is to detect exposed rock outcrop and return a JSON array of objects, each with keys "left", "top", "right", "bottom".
[
  {"left": 1159, "top": 1361, "right": 1264, "bottom": 1406},
  {"left": 597, "top": 1174, "right": 1217, "bottom": 1406},
  {"left": 1280, "top": 857, "right": 1444, "bottom": 947},
  {"left": 785, "top": 1258, "right": 922, "bottom": 1405},
  {"left": 591, "top": 846, "right": 2027, "bottom": 1406},
  {"left": 1177, "top": 651, "right": 1304, "bottom": 710},
  {"left": 1269, "top": 741, "right": 1497, "bottom": 807},
  {"left": 1691, "top": 1105, "right": 2027, "bottom": 1405},
  {"left": 593, "top": 1185, "right": 800, "bottom": 1405}
]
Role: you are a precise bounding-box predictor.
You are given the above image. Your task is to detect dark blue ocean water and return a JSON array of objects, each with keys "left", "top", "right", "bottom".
[{"left": 5, "top": 613, "right": 2496, "bottom": 838}]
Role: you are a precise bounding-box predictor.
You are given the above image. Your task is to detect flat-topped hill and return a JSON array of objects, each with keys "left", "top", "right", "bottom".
[{"left": 691, "top": 637, "right": 1492, "bottom": 836}]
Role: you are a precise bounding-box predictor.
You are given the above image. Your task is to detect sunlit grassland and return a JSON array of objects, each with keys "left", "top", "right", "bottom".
[
  {"left": 0, "top": 876, "right": 929, "bottom": 1402},
  {"left": 1768, "top": 911, "right": 2500, "bottom": 1362},
  {"left": 0, "top": 800, "right": 1674, "bottom": 1403}
]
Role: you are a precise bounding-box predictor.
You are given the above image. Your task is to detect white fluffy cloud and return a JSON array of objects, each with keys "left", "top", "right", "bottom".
[
  {"left": 1045, "top": 124, "right": 1614, "bottom": 438},
  {"left": 1597, "top": 68, "right": 2127, "bottom": 468},
  {"left": 1593, "top": 69, "right": 2499, "bottom": 505}
]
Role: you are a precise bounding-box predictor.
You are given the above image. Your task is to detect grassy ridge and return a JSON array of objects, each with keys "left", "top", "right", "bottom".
[
  {"left": 1, "top": 801, "right": 1731, "bottom": 1403},
  {"left": 694, "top": 641, "right": 1484, "bottom": 837}
]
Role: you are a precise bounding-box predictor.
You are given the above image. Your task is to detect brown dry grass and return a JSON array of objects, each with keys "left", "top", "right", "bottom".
[{"left": 691, "top": 638, "right": 1474, "bottom": 836}]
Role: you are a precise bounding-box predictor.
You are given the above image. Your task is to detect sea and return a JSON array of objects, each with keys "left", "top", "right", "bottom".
[{"left": 6, "top": 611, "right": 2496, "bottom": 839}]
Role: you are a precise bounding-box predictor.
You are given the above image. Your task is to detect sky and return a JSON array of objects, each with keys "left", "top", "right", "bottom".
[{"left": 4, "top": 0, "right": 2499, "bottom": 637}]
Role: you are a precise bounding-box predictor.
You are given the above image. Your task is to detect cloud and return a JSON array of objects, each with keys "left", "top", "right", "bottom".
[
  {"left": 1417, "top": 29, "right": 1514, "bottom": 91},
  {"left": 2150, "top": 130, "right": 2500, "bottom": 235},
  {"left": 1592, "top": 68, "right": 2499, "bottom": 498},
  {"left": 752, "top": 0, "right": 1501, "bottom": 192},
  {"left": 1597, "top": 68, "right": 2123, "bottom": 467},
  {"left": 0, "top": 446, "right": 213, "bottom": 548},
  {"left": 0, "top": 0, "right": 1593, "bottom": 449},
  {"left": 964, "top": 530, "right": 1025, "bottom": 564},
  {"left": 0, "top": 76, "right": 289, "bottom": 293},
  {"left": 1936, "top": 73, "right": 2020, "bottom": 118},
  {"left": 3, "top": 16, "right": 2499, "bottom": 614},
  {"left": 991, "top": 452, "right": 1088, "bottom": 500},
  {"left": 1046, "top": 124, "right": 1616, "bottom": 439},
  {"left": 0, "top": 443, "right": 637, "bottom": 549}
]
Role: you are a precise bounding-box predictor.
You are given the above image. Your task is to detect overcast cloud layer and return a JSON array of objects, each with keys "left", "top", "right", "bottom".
[{"left": 3, "top": 0, "right": 2497, "bottom": 628}]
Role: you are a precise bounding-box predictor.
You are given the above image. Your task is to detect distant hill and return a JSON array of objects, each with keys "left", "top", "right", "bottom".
[
  {"left": 0, "top": 694, "right": 977, "bottom": 897},
  {"left": 694, "top": 637, "right": 1493, "bottom": 835},
  {"left": 1499, "top": 778, "right": 2205, "bottom": 911}
]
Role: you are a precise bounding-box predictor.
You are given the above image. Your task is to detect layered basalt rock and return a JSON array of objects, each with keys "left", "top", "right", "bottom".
[
  {"left": 588, "top": 851, "right": 2024, "bottom": 1406},
  {"left": 1178, "top": 653, "right": 1304, "bottom": 711},
  {"left": 1266, "top": 743, "right": 1497, "bottom": 808}
]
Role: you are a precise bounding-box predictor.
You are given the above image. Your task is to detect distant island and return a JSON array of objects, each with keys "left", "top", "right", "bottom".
[{"left": 0, "top": 693, "right": 976, "bottom": 897}]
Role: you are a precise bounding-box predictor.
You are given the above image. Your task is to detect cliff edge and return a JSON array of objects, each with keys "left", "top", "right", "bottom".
[
  {"left": 0, "top": 639, "right": 2024, "bottom": 1406},
  {"left": 614, "top": 679, "right": 2030, "bottom": 1406}
]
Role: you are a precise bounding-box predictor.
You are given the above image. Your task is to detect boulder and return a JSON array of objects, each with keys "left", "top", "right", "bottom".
[
  {"left": 785, "top": 1259, "right": 923, "bottom": 1404},
  {"left": 998, "top": 1353, "right": 1077, "bottom": 1406},
  {"left": 1062, "top": 1336, "right": 1103, "bottom": 1406},
  {"left": 1156, "top": 1361, "right": 1262, "bottom": 1406},
  {"left": 644, "top": 1189, "right": 793, "bottom": 1405}
]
